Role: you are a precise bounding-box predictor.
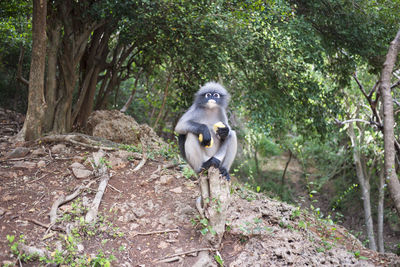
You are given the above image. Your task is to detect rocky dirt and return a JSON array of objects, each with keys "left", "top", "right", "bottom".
[{"left": 1, "top": 108, "right": 400, "bottom": 266}]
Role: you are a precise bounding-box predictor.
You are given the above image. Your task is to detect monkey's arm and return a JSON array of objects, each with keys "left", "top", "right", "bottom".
[{"left": 175, "top": 118, "right": 212, "bottom": 147}]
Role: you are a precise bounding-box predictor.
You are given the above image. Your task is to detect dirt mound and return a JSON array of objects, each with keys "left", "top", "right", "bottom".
[
  {"left": 86, "top": 110, "right": 165, "bottom": 149},
  {"left": 1, "top": 113, "right": 400, "bottom": 266}
]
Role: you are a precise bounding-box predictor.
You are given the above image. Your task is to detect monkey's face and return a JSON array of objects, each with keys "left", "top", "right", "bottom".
[{"left": 199, "top": 92, "right": 224, "bottom": 109}]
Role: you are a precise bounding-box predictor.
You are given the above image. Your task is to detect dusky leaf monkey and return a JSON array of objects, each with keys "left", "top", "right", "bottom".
[{"left": 175, "top": 82, "right": 237, "bottom": 180}]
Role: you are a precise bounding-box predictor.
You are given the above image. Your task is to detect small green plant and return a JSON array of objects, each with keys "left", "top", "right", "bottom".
[
  {"left": 214, "top": 252, "right": 224, "bottom": 266},
  {"left": 191, "top": 215, "right": 216, "bottom": 235},
  {"left": 353, "top": 250, "right": 369, "bottom": 260},
  {"left": 182, "top": 165, "right": 196, "bottom": 179}
]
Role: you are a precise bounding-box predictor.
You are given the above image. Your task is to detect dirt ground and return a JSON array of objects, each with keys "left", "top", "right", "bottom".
[{"left": 1, "top": 109, "right": 400, "bottom": 266}]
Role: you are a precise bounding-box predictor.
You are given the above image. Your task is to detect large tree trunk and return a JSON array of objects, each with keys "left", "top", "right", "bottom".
[
  {"left": 19, "top": 0, "right": 47, "bottom": 141},
  {"left": 380, "top": 28, "right": 400, "bottom": 216},
  {"left": 348, "top": 122, "right": 377, "bottom": 251},
  {"left": 43, "top": 14, "right": 61, "bottom": 132},
  {"left": 74, "top": 26, "right": 111, "bottom": 128},
  {"left": 50, "top": 0, "right": 103, "bottom": 133}
]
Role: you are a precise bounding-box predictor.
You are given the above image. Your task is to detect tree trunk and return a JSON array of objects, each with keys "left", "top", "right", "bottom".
[
  {"left": 19, "top": 0, "right": 47, "bottom": 141},
  {"left": 153, "top": 73, "right": 172, "bottom": 129},
  {"left": 43, "top": 18, "right": 61, "bottom": 132},
  {"left": 380, "top": 28, "right": 400, "bottom": 216},
  {"left": 281, "top": 149, "right": 292, "bottom": 198},
  {"left": 198, "top": 167, "right": 230, "bottom": 248},
  {"left": 74, "top": 27, "right": 110, "bottom": 127},
  {"left": 377, "top": 167, "right": 385, "bottom": 253},
  {"left": 348, "top": 122, "right": 377, "bottom": 251},
  {"left": 120, "top": 69, "right": 142, "bottom": 113}
]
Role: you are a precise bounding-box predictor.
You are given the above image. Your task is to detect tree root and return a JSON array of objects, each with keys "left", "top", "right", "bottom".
[{"left": 40, "top": 133, "right": 119, "bottom": 151}]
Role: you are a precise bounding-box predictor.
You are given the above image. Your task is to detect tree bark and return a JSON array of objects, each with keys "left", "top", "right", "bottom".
[
  {"left": 43, "top": 14, "right": 61, "bottom": 132},
  {"left": 377, "top": 167, "right": 385, "bottom": 253},
  {"left": 19, "top": 0, "right": 47, "bottom": 141},
  {"left": 380, "top": 28, "right": 400, "bottom": 216},
  {"left": 120, "top": 69, "right": 142, "bottom": 113},
  {"left": 153, "top": 73, "right": 172, "bottom": 129},
  {"left": 74, "top": 26, "right": 111, "bottom": 127},
  {"left": 281, "top": 149, "right": 292, "bottom": 198},
  {"left": 348, "top": 122, "right": 377, "bottom": 251},
  {"left": 198, "top": 167, "right": 230, "bottom": 248}
]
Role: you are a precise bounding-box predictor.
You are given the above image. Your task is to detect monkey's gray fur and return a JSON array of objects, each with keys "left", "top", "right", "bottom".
[{"left": 175, "top": 82, "right": 237, "bottom": 180}]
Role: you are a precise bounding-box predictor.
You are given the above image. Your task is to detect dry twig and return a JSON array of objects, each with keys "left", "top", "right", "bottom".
[{"left": 131, "top": 228, "right": 179, "bottom": 238}]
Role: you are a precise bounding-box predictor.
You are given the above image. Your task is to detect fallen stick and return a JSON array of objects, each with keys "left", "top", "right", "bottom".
[
  {"left": 49, "top": 180, "right": 96, "bottom": 225},
  {"left": 155, "top": 247, "right": 216, "bottom": 262},
  {"left": 133, "top": 138, "right": 147, "bottom": 172},
  {"left": 85, "top": 173, "right": 110, "bottom": 223},
  {"left": 131, "top": 228, "right": 179, "bottom": 238}
]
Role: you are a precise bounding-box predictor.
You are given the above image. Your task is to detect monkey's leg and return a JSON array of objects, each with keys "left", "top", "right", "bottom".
[
  {"left": 214, "top": 130, "right": 237, "bottom": 180},
  {"left": 184, "top": 133, "right": 207, "bottom": 173}
]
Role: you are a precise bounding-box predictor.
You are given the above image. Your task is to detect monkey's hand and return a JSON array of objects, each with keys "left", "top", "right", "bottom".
[
  {"left": 201, "top": 157, "right": 221, "bottom": 170},
  {"left": 198, "top": 125, "right": 212, "bottom": 147},
  {"left": 219, "top": 167, "right": 231, "bottom": 181},
  {"left": 213, "top": 121, "right": 229, "bottom": 139}
]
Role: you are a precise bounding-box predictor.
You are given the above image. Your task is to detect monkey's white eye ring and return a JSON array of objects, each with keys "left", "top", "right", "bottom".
[
  {"left": 213, "top": 93, "right": 220, "bottom": 98},
  {"left": 205, "top": 93, "right": 212, "bottom": 98}
]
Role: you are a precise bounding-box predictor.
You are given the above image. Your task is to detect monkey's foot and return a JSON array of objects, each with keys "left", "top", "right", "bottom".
[
  {"left": 201, "top": 157, "right": 221, "bottom": 170},
  {"left": 219, "top": 167, "right": 231, "bottom": 181}
]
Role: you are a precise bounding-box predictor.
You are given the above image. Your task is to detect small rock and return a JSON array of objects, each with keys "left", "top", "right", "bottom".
[
  {"left": 77, "top": 243, "right": 84, "bottom": 252},
  {"left": 132, "top": 207, "right": 146, "bottom": 218},
  {"left": 159, "top": 175, "right": 174, "bottom": 185},
  {"left": 31, "top": 147, "right": 46, "bottom": 156},
  {"left": 6, "top": 147, "right": 30, "bottom": 159},
  {"left": 108, "top": 155, "right": 127, "bottom": 169},
  {"left": 72, "top": 168, "right": 92, "bottom": 179},
  {"left": 51, "top": 144, "right": 66, "bottom": 154},
  {"left": 157, "top": 241, "right": 169, "bottom": 249},
  {"left": 37, "top": 160, "right": 46, "bottom": 168},
  {"left": 13, "top": 161, "right": 36, "bottom": 169},
  {"left": 146, "top": 200, "right": 154, "bottom": 210},
  {"left": 170, "top": 187, "right": 182, "bottom": 194},
  {"left": 72, "top": 156, "right": 85, "bottom": 163},
  {"left": 70, "top": 162, "right": 85, "bottom": 169}
]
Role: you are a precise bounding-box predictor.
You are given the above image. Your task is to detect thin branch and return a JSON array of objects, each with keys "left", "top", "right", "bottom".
[
  {"left": 131, "top": 228, "right": 179, "bottom": 238},
  {"left": 335, "top": 118, "right": 381, "bottom": 128},
  {"left": 16, "top": 45, "right": 29, "bottom": 86}
]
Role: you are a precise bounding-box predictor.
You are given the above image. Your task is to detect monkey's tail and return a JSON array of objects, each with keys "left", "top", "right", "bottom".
[{"left": 178, "top": 134, "right": 187, "bottom": 160}]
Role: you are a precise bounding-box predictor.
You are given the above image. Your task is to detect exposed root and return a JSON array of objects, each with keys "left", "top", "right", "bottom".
[{"left": 40, "top": 133, "right": 119, "bottom": 151}]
